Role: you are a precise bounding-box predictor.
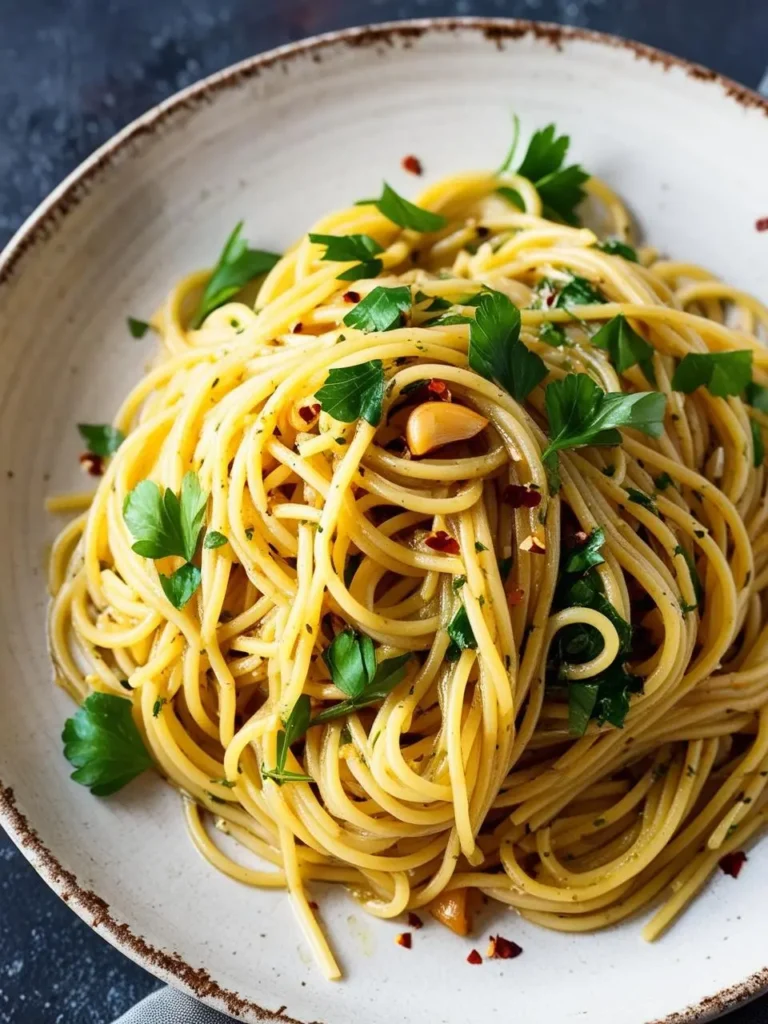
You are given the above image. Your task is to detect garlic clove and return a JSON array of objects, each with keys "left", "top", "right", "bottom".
[{"left": 405, "top": 402, "right": 488, "bottom": 456}]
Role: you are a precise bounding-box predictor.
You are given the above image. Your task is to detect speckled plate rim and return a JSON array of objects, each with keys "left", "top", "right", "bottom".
[{"left": 1, "top": 17, "right": 767, "bottom": 1024}]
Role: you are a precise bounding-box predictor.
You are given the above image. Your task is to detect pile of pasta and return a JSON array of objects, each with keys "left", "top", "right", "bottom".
[{"left": 49, "top": 162, "right": 768, "bottom": 979}]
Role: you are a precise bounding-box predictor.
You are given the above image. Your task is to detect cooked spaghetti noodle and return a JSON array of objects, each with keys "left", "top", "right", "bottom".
[{"left": 48, "top": 155, "right": 768, "bottom": 979}]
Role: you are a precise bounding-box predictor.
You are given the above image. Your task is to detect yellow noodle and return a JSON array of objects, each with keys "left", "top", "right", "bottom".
[{"left": 48, "top": 163, "right": 768, "bottom": 980}]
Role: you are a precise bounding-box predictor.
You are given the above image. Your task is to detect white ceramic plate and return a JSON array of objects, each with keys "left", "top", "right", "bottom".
[{"left": 1, "top": 18, "right": 767, "bottom": 1024}]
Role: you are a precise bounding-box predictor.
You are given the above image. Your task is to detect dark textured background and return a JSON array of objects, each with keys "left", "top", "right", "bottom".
[{"left": 1, "top": 1, "right": 767, "bottom": 1021}]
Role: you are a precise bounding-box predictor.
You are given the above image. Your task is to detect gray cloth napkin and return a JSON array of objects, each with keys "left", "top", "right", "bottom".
[{"left": 114, "top": 988, "right": 233, "bottom": 1023}]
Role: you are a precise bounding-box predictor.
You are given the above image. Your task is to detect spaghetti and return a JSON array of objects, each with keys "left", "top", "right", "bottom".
[{"left": 49, "top": 147, "right": 768, "bottom": 979}]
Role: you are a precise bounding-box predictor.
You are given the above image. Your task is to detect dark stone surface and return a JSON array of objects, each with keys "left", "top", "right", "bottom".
[{"left": 0, "top": 1, "right": 766, "bottom": 1021}]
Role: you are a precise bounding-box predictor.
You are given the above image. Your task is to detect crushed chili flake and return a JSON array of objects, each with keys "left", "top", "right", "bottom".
[
  {"left": 719, "top": 850, "right": 747, "bottom": 878},
  {"left": 293, "top": 322, "right": 304, "bottom": 334},
  {"left": 503, "top": 484, "right": 542, "bottom": 509},
  {"left": 466, "top": 949, "right": 483, "bottom": 965},
  {"left": 402, "top": 154, "right": 423, "bottom": 176},
  {"left": 427, "top": 379, "right": 449, "bottom": 398},
  {"left": 308, "top": 900, "right": 319, "bottom": 910},
  {"left": 487, "top": 935, "right": 523, "bottom": 960},
  {"left": 507, "top": 585, "right": 525, "bottom": 607},
  {"left": 298, "top": 402, "right": 321, "bottom": 423},
  {"left": 395, "top": 932, "right": 412, "bottom": 949},
  {"left": 343, "top": 290, "right": 361, "bottom": 303},
  {"left": 756, "top": 217, "right": 768, "bottom": 232},
  {"left": 425, "top": 530, "right": 460, "bottom": 555},
  {"left": 79, "top": 452, "right": 104, "bottom": 476},
  {"left": 407, "top": 912, "right": 423, "bottom": 930}
]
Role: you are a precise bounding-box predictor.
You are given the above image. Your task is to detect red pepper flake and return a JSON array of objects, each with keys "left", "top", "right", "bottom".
[
  {"left": 407, "top": 912, "right": 423, "bottom": 930},
  {"left": 293, "top": 322, "right": 304, "bottom": 334},
  {"left": 343, "top": 290, "right": 361, "bottom": 303},
  {"left": 573, "top": 530, "right": 589, "bottom": 545},
  {"left": 507, "top": 585, "right": 525, "bottom": 607},
  {"left": 308, "top": 900, "right": 319, "bottom": 910},
  {"left": 395, "top": 932, "right": 412, "bottom": 949},
  {"left": 756, "top": 217, "right": 768, "bottom": 232},
  {"left": 487, "top": 935, "right": 523, "bottom": 960},
  {"left": 425, "top": 531, "right": 460, "bottom": 555},
  {"left": 719, "top": 850, "right": 747, "bottom": 878},
  {"left": 427, "top": 379, "right": 449, "bottom": 398},
  {"left": 503, "top": 484, "right": 542, "bottom": 509},
  {"left": 402, "top": 154, "right": 423, "bottom": 176},
  {"left": 79, "top": 452, "right": 104, "bottom": 477},
  {"left": 298, "top": 402, "right": 321, "bottom": 424},
  {"left": 466, "top": 949, "right": 483, "bottom": 965}
]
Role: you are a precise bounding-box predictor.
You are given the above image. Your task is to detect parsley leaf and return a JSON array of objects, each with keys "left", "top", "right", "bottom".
[
  {"left": 539, "top": 321, "right": 568, "bottom": 347},
  {"left": 77, "top": 423, "right": 125, "bottom": 458},
  {"left": 369, "top": 183, "right": 446, "bottom": 233},
  {"left": 515, "top": 124, "right": 589, "bottom": 225},
  {"left": 191, "top": 222, "right": 280, "bottom": 328},
  {"left": 468, "top": 289, "right": 547, "bottom": 402},
  {"left": 312, "top": 630, "right": 411, "bottom": 722},
  {"left": 445, "top": 604, "right": 477, "bottom": 662},
  {"left": 565, "top": 528, "right": 605, "bottom": 574},
  {"left": 654, "top": 472, "right": 673, "bottom": 491},
  {"left": 568, "top": 683, "right": 598, "bottom": 737},
  {"left": 159, "top": 563, "right": 202, "bottom": 610},
  {"left": 541, "top": 374, "right": 666, "bottom": 488},
  {"left": 672, "top": 351, "right": 753, "bottom": 398},
  {"left": 315, "top": 360, "right": 386, "bottom": 426},
  {"left": 598, "top": 239, "right": 639, "bottom": 262},
  {"left": 745, "top": 381, "right": 768, "bottom": 413},
  {"left": 203, "top": 530, "right": 229, "bottom": 549},
  {"left": 342, "top": 285, "right": 411, "bottom": 333},
  {"left": 552, "top": 274, "right": 606, "bottom": 305},
  {"left": 751, "top": 419, "right": 765, "bottom": 468},
  {"left": 591, "top": 315, "right": 656, "bottom": 385},
  {"left": 123, "top": 472, "right": 207, "bottom": 609},
  {"left": 626, "top": 488, "right": 658, "bottom": 515},
  {"left": 62, "top": 692, "right": 152, "bottom": 796},
  {"left": 309, "top": 232, "right": 383, "bottom": 281},
  {"left": 262, "top": 695, "right": 313, "bottom": 785},
  {"left": 127, "top": 316, "right": 151, "bottom": 339}
]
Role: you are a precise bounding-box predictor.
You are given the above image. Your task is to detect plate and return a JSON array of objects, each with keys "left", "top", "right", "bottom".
[{"left": 1, "top": 18, "right": 767, "bottom": 1024}]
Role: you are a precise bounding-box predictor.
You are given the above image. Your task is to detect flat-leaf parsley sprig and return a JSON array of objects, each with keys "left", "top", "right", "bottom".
[{"left": 123, "top": 471, "right": 208, "bottom": 609}]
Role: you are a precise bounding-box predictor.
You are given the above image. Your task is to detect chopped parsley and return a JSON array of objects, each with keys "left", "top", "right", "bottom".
[
  {"left": 598, "top": 239, "right": 639, "bottom": 262},
  {"left": 468, "top": 289, "right": 547, "bottom": 402},
  {"left": 62, "top": 693, "right": 153, "bottom": 795},
  {"left": 123, "top": 471, "right": 207, "bottom": 609},
  {"left": 541, "top": 374, "right": 666, "bottom": 491},
  {"left": 672, "top": 351, "right": 753, "bottom": 398},
  {"left": 445, "top": 604, "right": 477, "bottom": 662},
  {"left": 365, "top": 183, "right": 446, "bottom": 233},
  {"left": 315, "top": 360, "right": 386, "bottom": 426},
  {"left": 262, "top": 695, "right": 313, "bottom": 785},
  {"left": 127, "top": 316, "right": 151, "bottom": 339},
  {"left": 192, "top": 222, "right": 280, "bottom": 328},
  {"left": 500, "top": 122, "right": 589, "bottom": 225},
  {"left": 312, "top": 630, "right": 411, "bottom": 723},
  {"left": 308, "top": 232, "right": 383, "bottom": 281},
  {"left": 591, "top": 315, "right": 656, "bottom": 385},
  {"left": 203, "top": 530, "right": 229, "bottom": 549},
  {"left": 77, "top": 423, "right": 125, "bottom": 458},
  {"left": 342, "top": 285, "right": 411, "bottom": 333}
]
